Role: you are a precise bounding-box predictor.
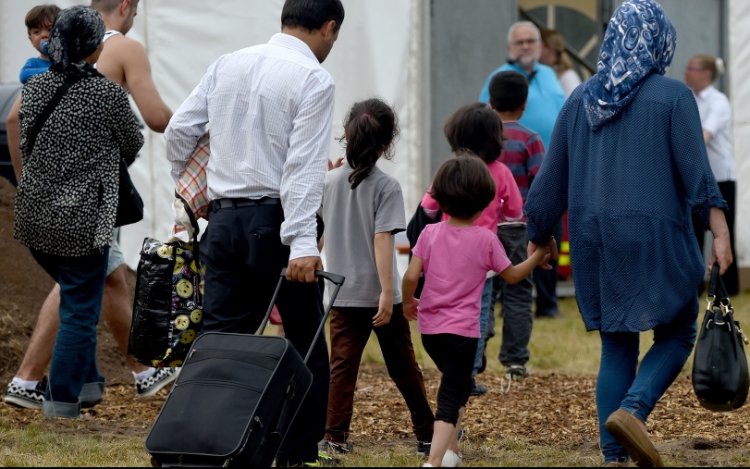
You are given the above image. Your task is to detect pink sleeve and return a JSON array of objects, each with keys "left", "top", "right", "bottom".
[
  {"left": 499, "top": 164, "right": 523, "bottom": 222},
  {"left": 420, "top": 187, "right": 442, "bottom": 219},
  {"left": 487, "top": 234, "right": 512, "bottom": 273},
  {"left": 412, "top": 224, "right": 431, "bottom": 260}
]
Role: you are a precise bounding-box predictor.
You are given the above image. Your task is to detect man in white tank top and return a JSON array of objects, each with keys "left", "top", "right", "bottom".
[{"left": 4, "top": 0, "right": 175, "bottom": 411}]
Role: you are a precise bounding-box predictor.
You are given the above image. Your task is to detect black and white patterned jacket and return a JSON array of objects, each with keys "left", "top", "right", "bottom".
[{"left": 15, "top": 71, "right": 144, "bottom": 257}]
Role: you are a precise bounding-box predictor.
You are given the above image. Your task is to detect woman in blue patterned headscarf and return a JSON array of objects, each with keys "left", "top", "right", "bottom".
[
  {"left": 524, "top": 0, "right": 732, "bottom": 465},
  {"left": 584, "top": 0, "right": 676, "bottom": 129}
]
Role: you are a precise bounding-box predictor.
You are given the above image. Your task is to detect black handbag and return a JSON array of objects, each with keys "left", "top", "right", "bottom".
[
  {"left": 692, "top": 264, "right": 750, "bottom": 412},
  {"left": 114, "top": 157, "right": 144, "bottom": 227}
]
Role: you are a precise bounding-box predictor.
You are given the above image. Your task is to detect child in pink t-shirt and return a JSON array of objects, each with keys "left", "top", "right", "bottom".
[
  {"left": 403, "top": 154, "right": 551, "bottom": 468},
  {"left": 421, "top": 102, "right": 524, "bottom": 396}
]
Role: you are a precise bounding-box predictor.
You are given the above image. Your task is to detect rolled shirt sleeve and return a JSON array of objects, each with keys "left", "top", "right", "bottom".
[{"left": 281, "top": 81, "right": 336, "bottom": 260}]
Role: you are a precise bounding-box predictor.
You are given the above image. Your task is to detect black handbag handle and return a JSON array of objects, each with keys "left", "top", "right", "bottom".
[
  {"left": 258, "top": 269, "right": 345, "bottom": 365},
  {"left": 707, "top": 263, "right": 729, "bottom": 307}
]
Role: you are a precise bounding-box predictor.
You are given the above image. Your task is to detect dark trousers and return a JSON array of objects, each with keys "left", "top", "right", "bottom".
[
  {"left": 532, "top": 219, "right": 563, "bottom": 317},
  {"left": 326, "top": 305, "right": 434, "bottom": 443},
  {"left": 693, "top": 180, "right": 739, "bottom": 296},
  {"left": 201, "top": 203, "right": 329, "bottom": 466},
  {"left": 495, "top": 224, "right": 534, "bottom": 367},
  {"left": 421, "top": 334, "right": 478, "bottom": 426},
  {"left": 30, "top": 248, "right": 108, "bottom": 407}
]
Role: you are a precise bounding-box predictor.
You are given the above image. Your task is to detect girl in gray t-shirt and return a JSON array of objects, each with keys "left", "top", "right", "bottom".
[{"left": 318, "top": 99, "right": 435, "bottom": 456}]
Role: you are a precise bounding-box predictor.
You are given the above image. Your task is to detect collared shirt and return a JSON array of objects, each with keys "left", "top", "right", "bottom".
[
  {"left": 479, "top": 62, "right": 566, "bottom": 149},
  {"left": 694, "top": 85, "right": 736, "bottom": 182},
  {"left": 165, "top": 33, "right": 336, "bottom": 260}
]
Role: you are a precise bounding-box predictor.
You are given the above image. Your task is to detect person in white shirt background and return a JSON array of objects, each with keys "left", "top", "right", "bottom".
[
  {"left": 165, "top": 0, "right": 344, "bottom": 466},
  {"left": 540, "top": 28, "right": 582, "bottom": 98},
  {"left": 685, "top": 54, "right": 740, "bottom": 296}
]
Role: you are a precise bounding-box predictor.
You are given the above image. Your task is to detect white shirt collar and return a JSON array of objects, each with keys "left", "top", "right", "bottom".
[{"left": 269, "top": 33, "right": 318, "bottom": 63}]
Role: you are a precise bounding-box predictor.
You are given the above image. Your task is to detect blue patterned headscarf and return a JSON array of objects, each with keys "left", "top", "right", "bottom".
[
  {"left": 583, "top": 0, "right": 676, "bottom": 129},
  {"left": 48, "top": 6, "right": 105, "bottom": 79}
]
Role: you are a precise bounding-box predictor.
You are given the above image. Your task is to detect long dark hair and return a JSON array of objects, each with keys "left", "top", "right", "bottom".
[
  {"left": 443, "top": 103, "right": 503, "bottom": 163},
  {"left": 341, "top": 99, "right": 399, "bottom": 189}
]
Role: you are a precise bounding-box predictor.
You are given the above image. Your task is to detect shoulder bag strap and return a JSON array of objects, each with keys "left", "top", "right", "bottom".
[{"left": 27, "top": 77, "right": 80, "bottom": 152}]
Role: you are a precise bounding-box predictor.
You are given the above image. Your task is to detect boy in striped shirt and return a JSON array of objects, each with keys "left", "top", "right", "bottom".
[{"left": 487, "top": 71, "right": 546, "bottom": 380}]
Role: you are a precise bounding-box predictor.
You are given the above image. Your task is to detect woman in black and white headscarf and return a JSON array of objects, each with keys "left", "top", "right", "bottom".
[{"left": 15, "top": 5, "right": 144, "bottom": 420}]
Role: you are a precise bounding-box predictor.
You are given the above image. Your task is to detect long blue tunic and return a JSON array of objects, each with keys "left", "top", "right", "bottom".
[{"left": 525, "top": 74, "right": 727, "bottom": 333}]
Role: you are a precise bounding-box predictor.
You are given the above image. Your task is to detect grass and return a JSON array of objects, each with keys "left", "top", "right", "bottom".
[
  {"left": 0, "top": 422, "right": 146, "bottom": 467},
  {"left": 361, "top": 291, "right": 750, "bottom": 376},
  {"left": 2, "top": 291, "right": 749, "bottom": 467}
]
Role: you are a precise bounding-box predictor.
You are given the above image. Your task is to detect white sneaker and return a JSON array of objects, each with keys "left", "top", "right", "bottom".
[
  {"left": 135, "top": 367, "right": 179, "bottom": 398},
  {"left": 442, "top": 449, "right": 463, "bottom": 467},
  {"left": 422, "top": 464, "right": 434, "bottom": 468}
]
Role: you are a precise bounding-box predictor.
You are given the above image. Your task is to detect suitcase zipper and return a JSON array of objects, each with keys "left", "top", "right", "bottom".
[{"left": 175, "top": 378, "right": 265, "bottom": 393}]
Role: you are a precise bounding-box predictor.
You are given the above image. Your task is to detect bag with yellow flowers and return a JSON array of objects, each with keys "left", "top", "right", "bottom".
[{"left": 128, "top": 236, "right": 205, "bottom": 368}]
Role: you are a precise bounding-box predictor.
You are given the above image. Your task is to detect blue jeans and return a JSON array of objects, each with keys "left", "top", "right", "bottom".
[
  {"left": 31, "top": 248, "right": 109, "bottom": 418},
  {"left": 596, "top": 300, "right": 698, "bottom": 462},
  {"left": 473, "top": 278, "right": 493, "bottom": 376}
]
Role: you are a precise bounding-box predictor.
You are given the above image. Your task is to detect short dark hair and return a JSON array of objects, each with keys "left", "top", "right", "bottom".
[
  {"left": 430, "top": 152, "right": 496, "bottom": 219},
  {"left": 281, "top": 0, "right": 345, "bottom": 32},
  {"left": 90, "top": 0, "right": 127, "bottom": 15},
  {"left": 443, "top": 103, "right": 503, "bottom": 164},
  {"left": 25, "top": 4, "right": 61, "bottom": 32},
  {"left": 342, "top": 98, "right": 399, "bottom": 189},
  {"left": 489, "top": 71, "right": 529, "bottom": 112}
]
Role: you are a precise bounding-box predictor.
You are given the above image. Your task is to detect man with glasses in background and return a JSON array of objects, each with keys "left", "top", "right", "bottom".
[{"left": 478, "top": 21, "right": 567, "bottom": 384}]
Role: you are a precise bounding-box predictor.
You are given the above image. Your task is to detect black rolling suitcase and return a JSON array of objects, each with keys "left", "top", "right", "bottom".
[{"left": 146, "top": 269, "right": 345, "bottom": 467}]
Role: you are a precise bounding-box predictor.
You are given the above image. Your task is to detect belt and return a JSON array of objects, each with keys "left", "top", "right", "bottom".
[{"left": 209, "top": 198, "right": 282, "bottom": 211}]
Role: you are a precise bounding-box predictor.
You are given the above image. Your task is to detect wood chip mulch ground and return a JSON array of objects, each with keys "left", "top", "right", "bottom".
[{"left": 3, "top": 364, "right": 750, "bottom": 452}]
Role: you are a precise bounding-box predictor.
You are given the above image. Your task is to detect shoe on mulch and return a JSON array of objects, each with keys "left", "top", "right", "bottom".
[
  {"left": 604, "top": 410, "right": 663, "bottom": 467},
  {"left": 4, "top": 377, "right": 47, "bottom": 409},
  {"left": 505, "top": 365, "right": 530, "bottom": 381},
  {"left": 470, "top": 379, "right": 488, "bottom": 396},
  {"left": 417, "top": 440, "right": 431, "bottom": 457},
  {"left": 441, "top": 449, "right": 463, "bottom": 467},
  {"left": 136, "top": 368, "right": 179, "bottom": 398},
  {"left": 305, "top": 451, "right": 343, "bottom": 467},
  {"left": 319, "top": 440, "right": 354, "bottom": 455},
  {"left": 604, "top": 461, "right": 632, "bottom": 467}
]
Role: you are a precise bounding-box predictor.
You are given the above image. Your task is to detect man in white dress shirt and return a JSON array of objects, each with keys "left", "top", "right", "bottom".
[
  {"left": 685, "top": 54, "right": 739, "bottom": 295},
  {"left": 165, "top": 0, "right": 344, "bottom": 465}
]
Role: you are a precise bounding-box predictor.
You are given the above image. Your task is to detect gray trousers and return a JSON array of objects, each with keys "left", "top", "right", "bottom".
[{"left": 491, "top": 224, "right": 534, "bottom": 367}]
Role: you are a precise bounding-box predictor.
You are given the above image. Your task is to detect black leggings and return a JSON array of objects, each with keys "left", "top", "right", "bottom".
[{"left": 422, "top": 333, "right": 478, "bottom": 426}]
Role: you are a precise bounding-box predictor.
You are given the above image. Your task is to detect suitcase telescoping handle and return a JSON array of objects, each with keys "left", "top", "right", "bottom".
[{"left": 258, "top": 269, "right": 345, "bottom": 365}]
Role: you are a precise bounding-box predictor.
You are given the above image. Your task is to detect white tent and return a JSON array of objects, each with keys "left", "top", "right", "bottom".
[
  {"left": 0, "top": 0, "right": 425, "bottom": 268},
  {"left": 729, "top": 0, "right": 749, "bottom": 276}
]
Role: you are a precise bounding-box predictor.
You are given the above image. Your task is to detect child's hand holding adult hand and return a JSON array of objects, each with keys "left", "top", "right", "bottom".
[
  {"left": 528, "top": 237, "right": 558, "bottom": 270},
  {"left": 373, "top": 292, "right": 393, "bottom": 328}
]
